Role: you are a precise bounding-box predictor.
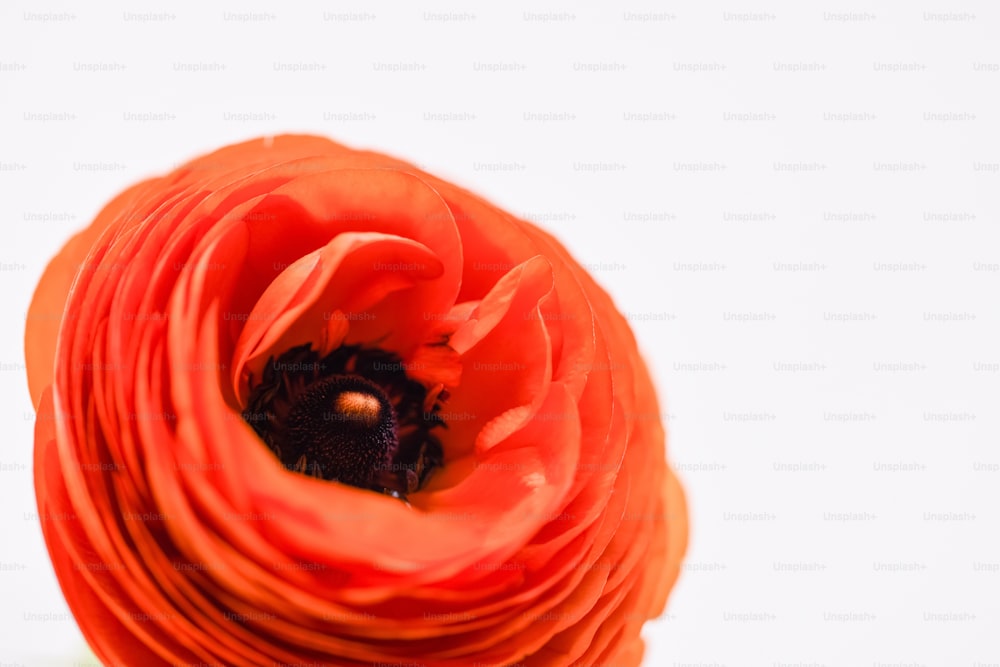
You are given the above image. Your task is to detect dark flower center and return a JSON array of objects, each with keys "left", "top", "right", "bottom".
[{"left": 242, "top": 344, "right": 445, "bottom": 501}]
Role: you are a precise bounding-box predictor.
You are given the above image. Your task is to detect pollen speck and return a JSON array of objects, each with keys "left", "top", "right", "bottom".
[{"left": 334, "top": 391, "right": 382, "bottom": 427}]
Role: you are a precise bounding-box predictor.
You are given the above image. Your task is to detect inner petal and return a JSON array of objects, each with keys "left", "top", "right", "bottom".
[
  {"left": 439, "top": 256, "right": 556, "bottom": 461},
  {"left": 230, "top": 232, "right": 443, "bottom": 403}
]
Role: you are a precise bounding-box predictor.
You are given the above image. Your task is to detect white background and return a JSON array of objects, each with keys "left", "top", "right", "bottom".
[{"left": 1, "top": 1, "right": 998, "bottom": 665}]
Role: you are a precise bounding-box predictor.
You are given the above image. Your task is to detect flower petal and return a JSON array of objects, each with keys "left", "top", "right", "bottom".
[{"left": 230, "top": 232, "right": 444, "bottom": 399}]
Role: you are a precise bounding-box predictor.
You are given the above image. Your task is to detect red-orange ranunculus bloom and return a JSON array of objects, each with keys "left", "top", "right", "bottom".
[{"left": 26, "top": 135, "right": 686, "bottom": 666}]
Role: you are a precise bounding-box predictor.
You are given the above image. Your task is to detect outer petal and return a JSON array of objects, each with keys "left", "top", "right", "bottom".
[{"left": 25, "top": 179, "right": 166, "bottom": 407}]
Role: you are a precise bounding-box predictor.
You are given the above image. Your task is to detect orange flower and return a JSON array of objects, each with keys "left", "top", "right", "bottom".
[{"left": 26, "top": 135, "right": 687, "bottom": 666}]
